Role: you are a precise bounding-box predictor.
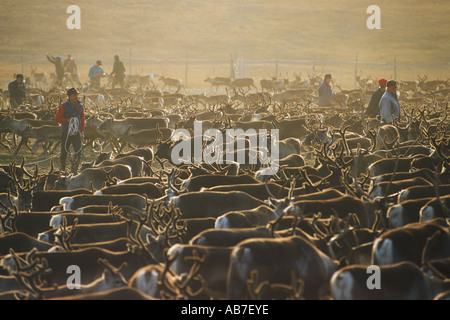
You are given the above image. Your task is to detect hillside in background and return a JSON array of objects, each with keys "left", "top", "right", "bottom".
[{"left": 0, "top": 0, "right": 448, "bottom": 88}]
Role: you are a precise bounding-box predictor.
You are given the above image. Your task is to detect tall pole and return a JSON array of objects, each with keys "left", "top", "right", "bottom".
[
  {"left": 21, "top": 47, "right": 24, "bottom": 75},
  {"left": 129, "top": 48, "right": 132, "bottom": 75},
  {"left": 185, "top": 51, "right": 189, "bottom": 89},
  {"left": 394, "top": 57, "right": 397, "bottom": 80},
  {"left": 275, "top": 50, "right": 279, "bottom": 75}
]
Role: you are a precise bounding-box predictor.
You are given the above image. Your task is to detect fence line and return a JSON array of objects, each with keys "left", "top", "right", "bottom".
[{"left": 0, "top": 52, "right": 448, "bottom": 89}]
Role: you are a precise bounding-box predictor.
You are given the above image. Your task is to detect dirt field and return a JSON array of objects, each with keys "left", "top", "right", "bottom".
[{"left": 0, "top": 0, "right": 448, "bottom": 89}]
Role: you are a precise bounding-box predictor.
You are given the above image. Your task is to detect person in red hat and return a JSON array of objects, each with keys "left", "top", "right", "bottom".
[{"left": 364, "top": 78, "right": 387, "bottom": 118}]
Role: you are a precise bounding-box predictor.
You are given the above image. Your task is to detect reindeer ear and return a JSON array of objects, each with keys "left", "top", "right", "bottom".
[
  {"left": 266, "top": 198, "right": 279, "bottom": 207},
  {"left": 103, "top": 268, "right": 113, "bottom": 282},
  {"left": 126, "top": 243, "right": 133, "bottom": 252},
  {"left": 156, "top": 234, "right": 166, "bottom": 244},
  {"left": 146, "top": 233, "right": 156, "bottom": 243}
]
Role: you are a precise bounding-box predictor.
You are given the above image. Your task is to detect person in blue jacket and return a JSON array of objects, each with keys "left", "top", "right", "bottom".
[{"left": 88, "top": 60, "right": 105, "bottom": 89}]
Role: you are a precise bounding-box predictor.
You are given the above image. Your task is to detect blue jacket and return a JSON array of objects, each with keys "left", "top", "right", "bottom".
[
  {"left": 318, "top": 81, "right": 332, "bottom": 106},
  {"left": 55, "top": 100, "right": 84, "bottom": 133},
  {"left": 89, "top": 65, "right": 104, "bottom": 82}
]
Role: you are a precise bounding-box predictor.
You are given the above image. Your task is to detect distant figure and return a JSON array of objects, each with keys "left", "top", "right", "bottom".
[
  {"left": 63, "top": 54, "right": 79, "bottom": 87},
  {"left": 365, "top": 78, "right": 387, "bottom": 118},
  {"left": 88, "top": 60, "right": 105, "bottom": 90},
  {"left": 8, "top": 74, "right": 27, "bottom": 109},
  {"left": 63, "top": 54, "right": 78, "bottom": 75},
  {"left": 47, "top": 54, "right": 65, "bottom": 86},
  {"left": 55, "top": 87, "right": 85, "bottom": 174},
  {"left": 318, "top": 74, "right": 333, "bottom": 106},
  {"left": 379, "top": 80, "right": 400, "bottom": 124},
  {"left": 110, "top": 55, "right": 126, "bottom": 89}
]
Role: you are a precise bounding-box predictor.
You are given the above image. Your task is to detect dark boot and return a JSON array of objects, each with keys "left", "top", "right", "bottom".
[
  {"left": 60, "top": 158, "right": 66, "bottom": 173},
  {"left": 72, "top": 156, "right": 81, "bottom": 175}
]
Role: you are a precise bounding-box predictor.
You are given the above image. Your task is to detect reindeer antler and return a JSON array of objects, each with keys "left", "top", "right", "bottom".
[{"left": 97, "top": 258, "right": 127, "bottom": 275}]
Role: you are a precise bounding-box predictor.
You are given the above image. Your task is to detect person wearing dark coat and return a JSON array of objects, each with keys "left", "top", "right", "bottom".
[
  {"left": 8, "top": 74, "right": 27, "bottom": 109},
  {"left": 110, "top": 55, "right": 126, "bottom": 89},
  {"left": 47, "top": 54, "right": 65, "bottom": 86},
  {"left": 365, "top": 78, "right": 387, "bottom": 118},
  {"left": 318, "top": 74, "right": 333, "bottom": 106}
]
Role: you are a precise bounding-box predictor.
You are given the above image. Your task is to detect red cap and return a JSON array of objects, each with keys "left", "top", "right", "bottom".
[{"left": 378, "top": 78, "right": 388, "bottom": 86}]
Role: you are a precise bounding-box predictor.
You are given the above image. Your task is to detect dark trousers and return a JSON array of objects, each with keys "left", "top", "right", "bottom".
[
  {"left": 112, "top": 75, "right": 125, "bottom": 88},
  {"left": 10, "top": 98, "right": 24, "bottom": 109},
  {"left": 60, "top": 132, "right": 82, "bottom": 173}
]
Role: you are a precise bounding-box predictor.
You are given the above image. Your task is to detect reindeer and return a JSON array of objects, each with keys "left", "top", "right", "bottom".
[
  {"left": 230, "top": 78, "right": 258, "bottom": 93},
  {"left": 228, "top": 235, "right": 338, "bottom": 299},
  {"left": 19, "top": 124, "right": 61, "bottom": 156},
  {"left": 41, "top": 258, "right": 128, "bottom": 299},
  {"left": 0, "top": 161, "right": 40, "bottom": 213},
  {"left": 289, "top": 72, "right": 310, "bottom": 89},
  {"left": 417, "top": 75, "right": 448, "bottom": 92},
  {"left": 260, "top": 74, "right": 289, "bottom": 93},
  {"left": 204, "top": 77, "right": 231, "bottom": 91},
  {"left": 355, "top": 70, "right": 376, "bottom": 91},
  {"left": 159, "top": 75, "right": 184, "bottom": 93},
  {"left": 30, "top": 67, "right": 48, "bottom": 89}
]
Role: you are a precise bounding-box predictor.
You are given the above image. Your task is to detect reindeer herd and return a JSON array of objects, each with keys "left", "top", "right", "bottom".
[{"left": 0, "top": 71, "right": 449, "bottom": 300}]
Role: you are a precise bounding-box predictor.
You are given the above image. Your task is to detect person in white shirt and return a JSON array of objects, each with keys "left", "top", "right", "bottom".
[{"left": 379, "top": 80, "right": 400, "bottom": 124}]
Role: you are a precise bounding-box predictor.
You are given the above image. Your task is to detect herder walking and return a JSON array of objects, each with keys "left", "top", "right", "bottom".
[{"left": 55, "top": 87, "right": 85, "bottom": 174}]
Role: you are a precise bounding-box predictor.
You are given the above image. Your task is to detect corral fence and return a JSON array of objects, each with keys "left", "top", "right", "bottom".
[{"left": 0, "top": 51, "right": 448, "bottom": 91}]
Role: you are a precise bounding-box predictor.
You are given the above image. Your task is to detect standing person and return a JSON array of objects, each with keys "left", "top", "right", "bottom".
[
  {"left": 8, "top": 74, "right": 27, "bottom": 109},
  {"left": 88, "top": 60, "right": 105, "bottom": 90},
  {"left": 379, "top": 80, "right": 400, "bottom": 124},
  {"left": 47, "top": 54, "right": 65, "bottom": 87},
  {"left": 63, "top": 54, "right": 78, "bottom": 85},
  {"left": 63, "top": 54, "right": 77, "bottom": 75},
  {"left": 365, "top": 78, "right": 387, "bottom": 118},
  {"left": 110, "top": 55, "right": 126, "bottom": 89},
  {"left": 55, "top": 87, "right": 85, "bottom": 174},
  {"left": 318, "top": 74, "right": 333, "bottom": 106}
]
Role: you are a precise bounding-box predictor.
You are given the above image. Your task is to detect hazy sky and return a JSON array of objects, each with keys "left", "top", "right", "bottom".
[
  {"left": 1, "top": 0, "right": 448, "bottom": 61},
  {"left": 0, "top": 0, "right": 448, "bottom": 85}
]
